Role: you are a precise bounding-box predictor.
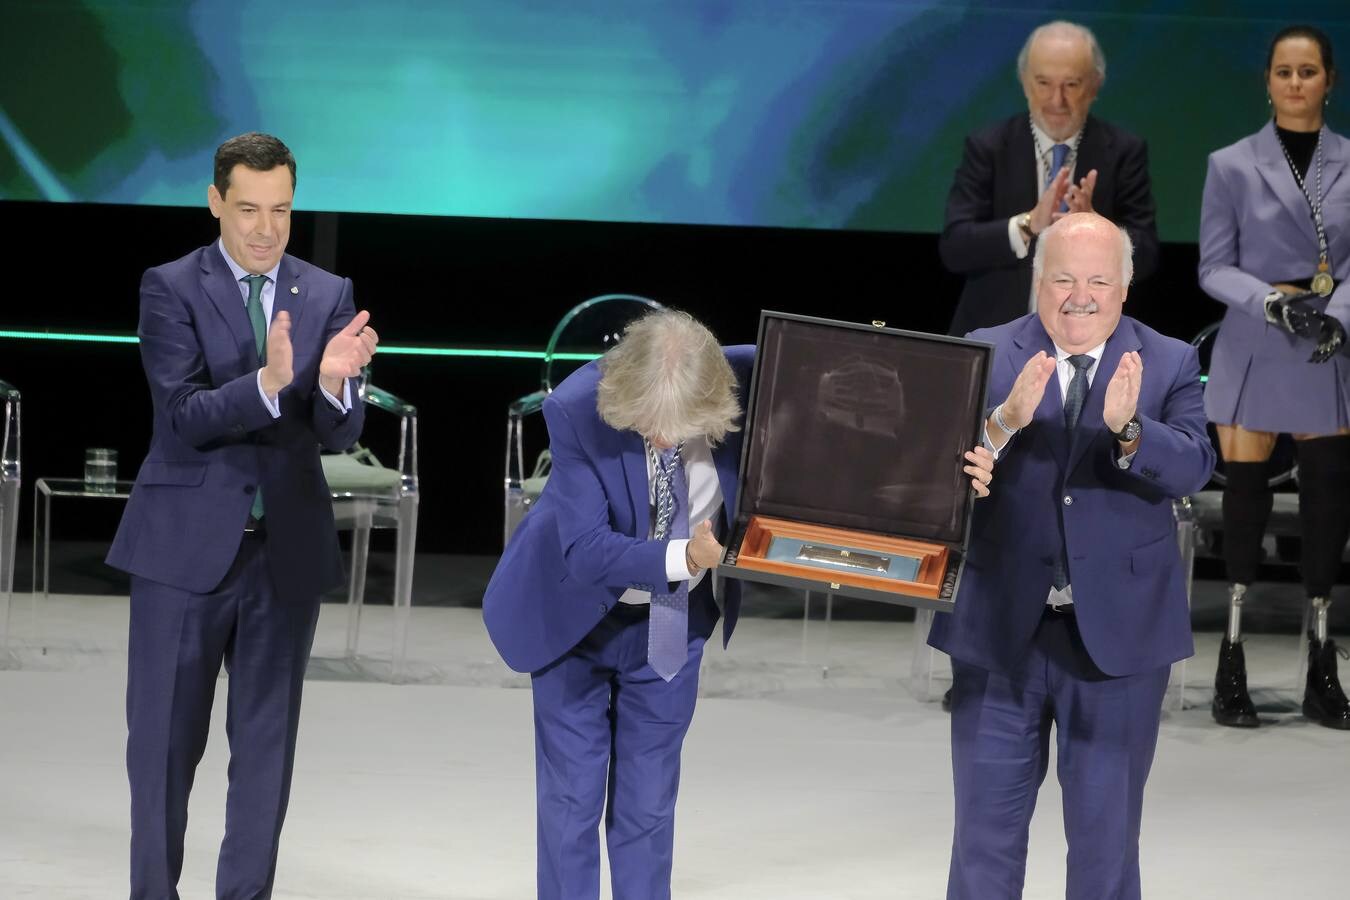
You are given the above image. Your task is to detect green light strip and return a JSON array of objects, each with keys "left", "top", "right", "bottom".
[
  {"left": 0, "top": 329, "right": 140, "bottom": 345},
  {"left": 0, "top": 329, "right": 597, "bottom": 361}
]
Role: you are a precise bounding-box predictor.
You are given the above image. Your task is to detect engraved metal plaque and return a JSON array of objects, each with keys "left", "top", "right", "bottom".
[{"left": 796, "top": 544, "right": 891, "bottom": 573}]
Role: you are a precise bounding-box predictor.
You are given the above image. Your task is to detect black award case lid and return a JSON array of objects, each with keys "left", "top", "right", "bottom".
[{"left": 733, "top": 312, "right": 992, "bottom": 548}]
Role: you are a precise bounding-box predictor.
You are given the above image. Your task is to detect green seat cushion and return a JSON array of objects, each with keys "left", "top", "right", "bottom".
[{"left": 322, "top": 452, "right": 403, "bottom": 494}]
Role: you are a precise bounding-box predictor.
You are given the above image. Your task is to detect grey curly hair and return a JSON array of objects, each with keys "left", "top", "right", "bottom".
[{"left": 596, "top": 309, "right": 741, "bottom": 444}]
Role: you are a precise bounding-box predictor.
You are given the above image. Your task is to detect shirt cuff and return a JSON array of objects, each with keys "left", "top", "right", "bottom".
[
  {"left": 1116, "top": 448, "right": 1138, "bottom": 469},
  {"left": 665, "top": 538, "right": 694, "bottom": 582},
  {"left": 320, "top": 378, "right": 352, "bottom": 413},
  {"left": 255, "top": 371, "right": 282, "bottom": 418},
  {"left": 1008, "top": 216, "right": 1030, "bottom": 259},
  {"left": 981, "top": 421, "right": 1015, "bottom": 460}
]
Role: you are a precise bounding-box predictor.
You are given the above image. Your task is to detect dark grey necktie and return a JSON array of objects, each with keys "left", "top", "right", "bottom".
[
  {"left": 1053, "top": 354, "right": 1094, "bottom": 590},
  {"left": 1062, "top": 354, "right": 1093, "bottom": 430}
]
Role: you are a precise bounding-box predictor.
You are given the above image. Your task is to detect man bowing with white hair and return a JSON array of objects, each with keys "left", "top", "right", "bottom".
[{"left": 484, "top": 310, "right": 751, "bottom": 900}]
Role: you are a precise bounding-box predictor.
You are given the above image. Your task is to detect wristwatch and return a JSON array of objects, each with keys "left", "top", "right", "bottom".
[
  {"left": 1017, "top": 212, "right": 1034, "bottom": 241},
  {"left": 1112, "top": 415, "right": 1142, "bottom": 443}
]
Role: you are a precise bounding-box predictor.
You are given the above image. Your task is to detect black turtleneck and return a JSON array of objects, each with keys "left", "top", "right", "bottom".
[{"left": 1276, "top": 125, "right": 1319, "bottom": 181}]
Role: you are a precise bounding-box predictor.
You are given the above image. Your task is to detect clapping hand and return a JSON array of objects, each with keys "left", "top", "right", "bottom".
[
  {"left": 998, "top": 351, "right": 1058, "bottom": 430},
  {"left": 1054, "top": 169, "right": 1098, "bottom": 219},
  {"left": 1027, "top": 169, "right": 1072, "bottom": 237},
  {"left": 259, "top": 311, "right": 294, "bottom": 398},
  {"left": 1103, "top": 351, "right": 1142, "bottom": 435},
  {"left": 320, "top": 311, "right": 379, "bottom": 396}
]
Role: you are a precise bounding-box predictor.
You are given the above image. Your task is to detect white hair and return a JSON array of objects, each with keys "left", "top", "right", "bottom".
[
  {"left": 596, "top": 309, "right": 741, "bottom": 444},
  {"left": 1032, "top": 213, "right": 1134, "bottom": 287},
  {"left": 1017, "top": 20, "right": 1107, "bottom": 86}
]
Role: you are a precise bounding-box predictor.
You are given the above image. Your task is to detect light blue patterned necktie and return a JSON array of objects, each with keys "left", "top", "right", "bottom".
[
  {"left": 1047, "top": 142, "right": 1070, "bottom": 188},
  {"left": 648, "top": 444, "right": 689, "bottom": 682},
  {"left": 1048, "top": 142, "right": 1071, "bottom": 212},
  {"left": 1052, "top": 354, "right": 1093, "bottom": 590}
]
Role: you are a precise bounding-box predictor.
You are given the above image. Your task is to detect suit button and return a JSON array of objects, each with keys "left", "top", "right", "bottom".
[
  {"left": 244, "top": 485, "right": 256, "bottom": 495},
  {"left": 599, "top": 603, "right": 609, "bottom": 613},
  {"left": 1063, "top": 495, "right": 1073, "bottom": 506}
]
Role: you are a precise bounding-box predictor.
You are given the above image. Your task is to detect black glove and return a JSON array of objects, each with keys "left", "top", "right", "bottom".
[
  {"left": 1264, "top": 290, "right": 1323, "bottom": 339},
  {"left": 1309, "top": 314, "right": 1346, "bottom": 364}
]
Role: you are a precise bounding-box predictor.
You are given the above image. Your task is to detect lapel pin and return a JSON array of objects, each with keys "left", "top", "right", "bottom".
[{"left": 290, "top": 286, "right": 299, "bottom": 294}]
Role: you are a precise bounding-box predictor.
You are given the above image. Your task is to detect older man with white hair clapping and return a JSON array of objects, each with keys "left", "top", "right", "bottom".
[{"left": 929, "top": 212, "right": 1215, "bottom": 899}]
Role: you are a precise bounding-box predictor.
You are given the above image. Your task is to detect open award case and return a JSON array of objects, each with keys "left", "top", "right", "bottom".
[{"left": 717, "top": 312, "right": 992, "bottom": 612}]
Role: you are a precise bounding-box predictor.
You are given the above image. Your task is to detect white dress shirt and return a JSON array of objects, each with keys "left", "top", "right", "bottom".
[
  {"left": 617, "top": 436, "right": 723, "bottom": 605},
  {"left": 983, "top": 340, "right": 1138, "bottom": 607},
  {"left": 1007, "top": 121, "right": 1083, "bottom": 312},
  {"left": 216, "top": 240, "right": 350, "bottom": 415}
]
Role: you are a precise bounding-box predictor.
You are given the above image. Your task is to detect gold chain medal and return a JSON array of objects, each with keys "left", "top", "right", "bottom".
[
  {"left": 1277, "top": 128, "right": 1333, "bottom": 297},
  {"left": 1312, "top": 259, "right": 1335, "bottom": 297}
]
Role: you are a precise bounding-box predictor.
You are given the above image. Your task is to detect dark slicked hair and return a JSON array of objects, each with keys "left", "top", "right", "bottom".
[
  {"left": 213, "top": 132, "right": 296, "bottom": 198},
  {"left": 1266, "top": 25, "right": 1336, "bottom": 81}
]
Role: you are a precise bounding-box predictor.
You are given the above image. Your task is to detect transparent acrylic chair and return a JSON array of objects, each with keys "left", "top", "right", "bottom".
[
  {"left": 321, "top": 371, "right": 419, "bottom": 681},
  {"left": 1, "top": 380, "right": 20, "bottom": 658},
  {"left": 504, "top": 294, "right": 663, "bottom": 545}
]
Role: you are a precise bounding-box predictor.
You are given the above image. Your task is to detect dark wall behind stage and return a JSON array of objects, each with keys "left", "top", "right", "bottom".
[{"left": 0, "top": 201, "right": 1224, "bottom": 554}]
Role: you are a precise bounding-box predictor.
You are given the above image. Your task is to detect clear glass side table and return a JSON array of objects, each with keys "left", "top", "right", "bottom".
[{"left": 32, "top": 477, "right": 135, "bottom": 600}]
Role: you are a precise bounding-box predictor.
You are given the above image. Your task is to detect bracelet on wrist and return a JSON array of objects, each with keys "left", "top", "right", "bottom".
[
  {"left": 992, "top": 404, "right": 1020, "bottom": 436},
  {"left": 685, "top": 546, "right": 701, "bottom": 576}
]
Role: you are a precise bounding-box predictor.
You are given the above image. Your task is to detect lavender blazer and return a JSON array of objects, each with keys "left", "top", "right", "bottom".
[{"left": 1198, "top": 121, "right": 1350, "bottom": 434}]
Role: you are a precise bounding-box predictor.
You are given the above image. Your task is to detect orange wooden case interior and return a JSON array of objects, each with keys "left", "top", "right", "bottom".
[{"left": 730, "top": 514, "right": 949, "bottom": 598}]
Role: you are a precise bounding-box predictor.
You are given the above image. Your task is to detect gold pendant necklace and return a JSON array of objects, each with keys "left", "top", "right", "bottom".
[{"left": 1312, "top": 260, "right": 1335, "bottom": 297}]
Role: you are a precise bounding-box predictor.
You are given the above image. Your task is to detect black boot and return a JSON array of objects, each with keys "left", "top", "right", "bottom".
[
  {"left": 1212, "top": 637, "right": 1259, "bottom": 727},
  {"left": 1303, "top": 635, "right": 1350, "bottom": 730}
]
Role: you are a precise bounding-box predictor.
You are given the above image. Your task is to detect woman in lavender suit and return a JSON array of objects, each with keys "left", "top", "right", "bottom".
[{"left": 1198, "top": 24, "right": 1350, "bottom": 730}]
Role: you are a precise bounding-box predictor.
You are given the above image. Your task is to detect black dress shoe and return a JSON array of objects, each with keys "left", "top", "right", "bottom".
[
  {"left": 1212, "top": 636, "right": 1259, "bottom": 728},
  {"left": 1303, "top": 635, "right": 1350, "bottom": 730}
]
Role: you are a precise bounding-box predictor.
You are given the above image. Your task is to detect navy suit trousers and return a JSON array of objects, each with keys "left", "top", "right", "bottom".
[
  {"left": 530, "top": 587, "right": 717, "bottom": 900},
  {"left": 126, "top": 533, "right": 320, "bottom": 900},
  {"left": 947, "top": 609, "right": 1169, "bottom": 900}
]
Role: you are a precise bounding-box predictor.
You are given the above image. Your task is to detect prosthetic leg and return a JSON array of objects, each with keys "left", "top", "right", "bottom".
[
  {"left": 1295, "top": 436, "right": 1350, "bottom": 730},
  {"left": 1213, "top": 462, "right": 1269, "bottom": 727}
]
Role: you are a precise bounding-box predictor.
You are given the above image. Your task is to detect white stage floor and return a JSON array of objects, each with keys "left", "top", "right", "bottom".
[{"left": 2, "top": 592, "right": 1347, "bottom": 899}]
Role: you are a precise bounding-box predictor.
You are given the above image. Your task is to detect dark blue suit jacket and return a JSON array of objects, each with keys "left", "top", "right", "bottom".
[
  {"left": 940, "top": 114, "right": 1159, "bottom": 336},
  {"left": 107, "top": 244, "right": 364, "bottom": 601},
  {"left": 929, "top": 314, "right": 1214, "bottom": 677},
  {"left": 484, "top": 346, "right": 754, "bottom": 674}
]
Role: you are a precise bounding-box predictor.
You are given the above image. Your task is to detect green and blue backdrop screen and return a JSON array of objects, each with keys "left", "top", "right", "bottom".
[{"left": 1, "top": 1, "right": 1347, "bottom": 242}]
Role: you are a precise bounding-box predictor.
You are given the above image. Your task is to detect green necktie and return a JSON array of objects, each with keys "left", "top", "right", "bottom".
[
  {"left": 243, "top": 274, "right": 268, "bottom": 363},
  {"left": 243, "top": 274, "right": 267, "bottom": 520}
]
